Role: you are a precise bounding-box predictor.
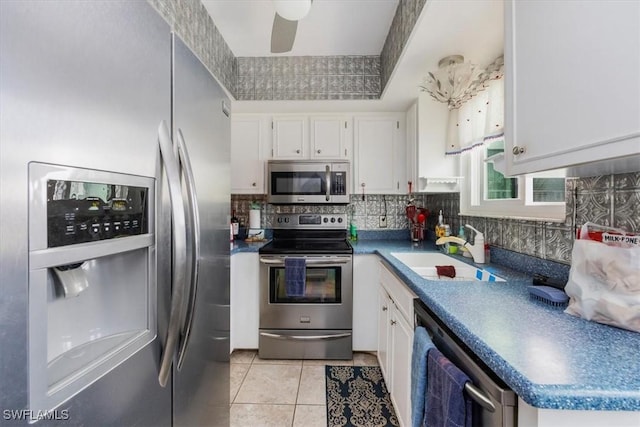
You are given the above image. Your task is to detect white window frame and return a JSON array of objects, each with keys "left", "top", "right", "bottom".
[{"left": 460, "top": 148, "right": 566, "bottom": 221}]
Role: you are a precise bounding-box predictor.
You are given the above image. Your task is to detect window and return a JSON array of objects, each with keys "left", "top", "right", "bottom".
[
  {"left": 485, "top": 140, "right": 517, "bottom": 200},
  {"left": 460, "top": 139, "right": 566, "bottom": 220},
  {"left": 453, "top": 72, "right": 566, "bottom": 221}
]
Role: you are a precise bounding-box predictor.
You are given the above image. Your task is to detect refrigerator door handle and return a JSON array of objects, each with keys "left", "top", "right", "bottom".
[
  {"left": 175, "top": 128, "right": 200, "bottom": 370},
  {"left": 157, "top": 120, "right": 189, "bottom": 387}
]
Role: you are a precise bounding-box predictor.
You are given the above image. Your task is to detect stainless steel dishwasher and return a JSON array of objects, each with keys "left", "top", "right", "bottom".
[{"left": 414, "top": 299, "right": 517, "bottom": 427}]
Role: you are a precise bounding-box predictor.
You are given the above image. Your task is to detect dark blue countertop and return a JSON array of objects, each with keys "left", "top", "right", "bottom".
[
  {"left": 231, "top": 238, "right": 640, "bottom": 411},
  {"left": 352, "top": 240, "right": 640, "bottom": 412}
]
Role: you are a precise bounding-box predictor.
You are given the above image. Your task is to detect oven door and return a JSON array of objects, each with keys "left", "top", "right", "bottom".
[{"left": 259, "top": 255, "right": 353, "bottom": 330}]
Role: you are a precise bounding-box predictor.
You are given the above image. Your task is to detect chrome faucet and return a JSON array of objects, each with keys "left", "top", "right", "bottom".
[{"left": 435, "top": 224, "right": 485, "bottom": 264}]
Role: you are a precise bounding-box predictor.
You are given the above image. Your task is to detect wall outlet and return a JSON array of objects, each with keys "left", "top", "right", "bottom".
[{"left": 379, "top": 216, "right": 387, "bottom": 228}]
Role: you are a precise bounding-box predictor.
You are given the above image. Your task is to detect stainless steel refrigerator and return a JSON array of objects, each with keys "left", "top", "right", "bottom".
[{"left": 0, "top": 1, "right": 230, "bottom": 425}]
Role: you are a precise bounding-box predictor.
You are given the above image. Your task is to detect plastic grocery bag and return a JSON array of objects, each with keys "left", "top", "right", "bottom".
[{"left": 564, "top": 223, "right": 640, "bottom": 332}]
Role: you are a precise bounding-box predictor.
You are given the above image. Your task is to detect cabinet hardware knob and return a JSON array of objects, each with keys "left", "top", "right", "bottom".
[
  {"left": 382, "top": 306, "right": 388, "bottom": 311},
  {"left": 252, "top": 182, "right": 256, "bottom": 187},
  {"left": 361, "top": 183, "right": 365, "bottom": 187},
  {"left": 390, "top": 320, "right": 397, "bottom": 326},
  {"left": 296, "top": 149, "right": 300, "bottom": 154},
  {"left": 317, "top": 149, "right": 321, "bottom": 154},
  {"left": 512, "top": 146, "right": 526, "bottom": 155}
]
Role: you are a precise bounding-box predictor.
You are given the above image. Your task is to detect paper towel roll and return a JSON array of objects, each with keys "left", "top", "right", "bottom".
[{"left": 249, "top": 209, "right": 261, "bottom": 229}]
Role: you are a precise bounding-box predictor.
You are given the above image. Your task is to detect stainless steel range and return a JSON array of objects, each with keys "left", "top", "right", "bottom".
[{"left": 258, "top": 213, "right": 353, "bottom": 359}]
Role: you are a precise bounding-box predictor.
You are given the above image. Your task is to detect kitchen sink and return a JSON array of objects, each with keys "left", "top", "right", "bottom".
[{"left": 390, "top": 252, "right": 504, "bottom": 282}]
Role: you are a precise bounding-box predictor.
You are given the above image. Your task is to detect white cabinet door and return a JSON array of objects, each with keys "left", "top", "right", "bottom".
[
  {"left": 377, "top": 285, "right": 391, "bottom": 380},
  {"left": 353, "top": 255, "right": 379, "bottom": 351},
  {"left": 354, "top": 115, "right": 405, "bottom": 194},
  {"left": 231, "top": 116, "right": 265, "bottom": 194},
  {"left": 310, "top": 116, "right": 349, "bottom": 159},
  {"left": 378, "top": 262, "right": 416, "bottom": 427},
  {"left": 230, "top": 253, "right": 260, "bottom": 350},
  {"left": 390, "top": 310, "right": 414, "bottom": 427},
  {"left": 505, "top": 0, "right": 640, "bottom": 176},
  {"left": 407, "top": 96, "right": 460, "bottom": 193},
  {"left": 272, "top": 116, "right": 307, "bottom": 159}
]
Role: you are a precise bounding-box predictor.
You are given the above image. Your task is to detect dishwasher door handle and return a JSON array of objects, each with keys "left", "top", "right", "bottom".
[{"left": 464, "top": 382, "right": 496, "bottom": 412}]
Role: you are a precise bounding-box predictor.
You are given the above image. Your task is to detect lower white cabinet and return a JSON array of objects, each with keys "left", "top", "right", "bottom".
[
  {"left": 230, "top": 252, "right": 260, "bottom": 351},
  {"left": 353, "top": 255, "right": 379, "bottom": 351},
  {"left": 377, "top": 261, "right": 416, "bottom": 427}
]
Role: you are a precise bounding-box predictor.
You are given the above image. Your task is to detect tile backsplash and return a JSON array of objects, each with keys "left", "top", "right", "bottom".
[
  {"left": 426, "top": 172, "right": 640, "bottom": 265},
  {"left": 231, "top": 194, "right": 427, "bottom": 231},
  {"left": 231, "top": 171, "right": 639, "bottom": 265}
]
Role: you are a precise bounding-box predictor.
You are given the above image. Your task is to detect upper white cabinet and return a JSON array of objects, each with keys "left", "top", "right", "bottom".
[
  {"left": 271, "top": 115, "right": 350, "bottom": 160},
  {"left": 354, "top": 114, "right": 406, "bottom": 194},
  {"left": 505, "top": 0, "right": 640, "bottom": 176},
  {"left": 272, "top": 116, "right": 308, "bottom": 159},
  {"left": 406, "top": 96, "right": 461, "bottom": 193},
  {"left": 231, "top": 116, "right": 267, "bottom": 194},
  {"left": 310, "top": 116, "right": 350, "bottom": 159}
]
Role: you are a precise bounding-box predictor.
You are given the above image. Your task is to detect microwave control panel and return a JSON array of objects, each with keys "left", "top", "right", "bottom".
[{"left": 331, "top": 172, "right": 346, "bottom": 195}]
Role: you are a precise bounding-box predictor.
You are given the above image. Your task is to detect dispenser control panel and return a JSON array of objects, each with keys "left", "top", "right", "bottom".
[{"left": 46, "top": 179, "right": 148, "bottom": 247}]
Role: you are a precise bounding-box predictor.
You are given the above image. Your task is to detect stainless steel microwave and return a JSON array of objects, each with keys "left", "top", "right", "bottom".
[{"left": 267, "top": 160, "right": 350, "bottom": 204}]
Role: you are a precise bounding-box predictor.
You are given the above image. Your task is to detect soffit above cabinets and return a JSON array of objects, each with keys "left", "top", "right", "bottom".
[{"left": 204, "top": 0, "right": 503, "bottom": 113}]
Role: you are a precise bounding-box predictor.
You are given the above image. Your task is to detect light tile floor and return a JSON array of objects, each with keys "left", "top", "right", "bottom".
[{"left": 230, "top": 350, "right": 379, "bottom": 427}]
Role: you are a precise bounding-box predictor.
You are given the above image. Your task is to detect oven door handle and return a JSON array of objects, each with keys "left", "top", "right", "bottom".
[
  {"left": 259, "top": 257, "right": 351, "bottom": 266},
  {"left": 260, "top": 332, "right": 352, "bottom": 341}
]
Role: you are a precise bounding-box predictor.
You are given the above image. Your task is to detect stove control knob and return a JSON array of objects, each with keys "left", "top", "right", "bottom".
[
  {"left": 337, "top": 217, "right": 343, "bottom": 223},
  {"left": 277, "top": 217, "right": 282, "bottom": 223},
  {"left": 323, "top": 217, "right": 328, "bottom": 223},
  {"left": 284, "top": 217, "right": 290, "bottom": 223},
  {"left": 330, "top": 217, "right": 336, "bottom": 223}
]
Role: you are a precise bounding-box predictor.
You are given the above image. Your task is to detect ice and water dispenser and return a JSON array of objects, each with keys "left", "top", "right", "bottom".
[{"left": 28, "top": 163, "right": 157, "bottom": 412}]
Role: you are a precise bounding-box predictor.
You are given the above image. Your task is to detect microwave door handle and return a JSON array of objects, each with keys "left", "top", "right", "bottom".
[
  {"left": 157, "top": 120, "right": 189, "bottom": 388},
  {"left": 325, "top": 165, "right": 331, "bottom": 202},
  {"left": 175, "top": 129, "right": 200, "bottom": 371}
]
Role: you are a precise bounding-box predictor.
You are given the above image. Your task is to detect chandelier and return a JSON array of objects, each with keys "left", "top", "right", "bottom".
[{"left": 420, "top": 55, "right": 504, "bottom": 110}]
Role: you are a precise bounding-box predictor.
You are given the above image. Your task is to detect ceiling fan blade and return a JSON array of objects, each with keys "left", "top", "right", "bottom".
[{"left": 271, "top": 13, "right": 297, "bottom": 53}]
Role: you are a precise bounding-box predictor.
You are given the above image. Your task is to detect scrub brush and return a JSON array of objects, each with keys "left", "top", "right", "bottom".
[{"left": 527, "top": 285, "right": 569, "bottom": 308}]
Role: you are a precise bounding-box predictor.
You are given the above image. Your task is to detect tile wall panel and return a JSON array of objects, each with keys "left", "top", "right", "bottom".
[
  {"left": 380, "top": 0, "right": 427, "bottom": 90},
  {"left": 148, "top": 0, "right": 236, "bottom": 95},
  {"left": 237, "top": 55, "right": 382, "bottom": 100},
  {"left": 427, "top": 171, "right": 640, "bottom": 265},
  {"left": 151, "top": 0, "right": 428, "bottom": 101}
]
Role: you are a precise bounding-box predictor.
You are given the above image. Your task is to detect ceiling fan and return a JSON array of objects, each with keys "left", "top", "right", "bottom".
[{"left": 270, "top": 0, "right": 313, "bottom": 53}]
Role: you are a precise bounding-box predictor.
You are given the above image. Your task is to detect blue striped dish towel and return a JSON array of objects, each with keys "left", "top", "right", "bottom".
[
  {"left": 424, "top": 347, "right": 472, "bottom": 427},
  {"left": 284, "top": 257, "right": 306, "bottom": 297},
  {"left": 411, "top": 326, "right": 435, "bottom": 427}
]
